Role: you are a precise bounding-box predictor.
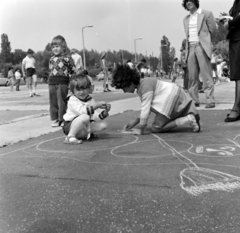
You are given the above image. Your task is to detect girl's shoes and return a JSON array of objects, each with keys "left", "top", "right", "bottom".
[
  {"left": 51, "top": 120, "right": 60, "bottom": 127},
  {"left": 51, "top": 120, "right": 64, "bottom": 127},
  {"left": 64, "top": 136, "right": 82, "bottom": 144}
]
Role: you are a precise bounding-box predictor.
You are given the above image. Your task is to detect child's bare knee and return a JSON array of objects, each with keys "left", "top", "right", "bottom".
[
  {"left": 100, "top": 121, "right": 108, "bottom": 130},
  {"left": 79, "top": 114, "right": 90, "bottom": 123}
]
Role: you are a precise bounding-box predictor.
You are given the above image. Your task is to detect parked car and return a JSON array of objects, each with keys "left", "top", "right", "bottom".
[
  {"left": 96, "top": 72, "right": 104, "bottom": 81},
  {"left": 0, "top": 73, "right": 9, "bottom": 86}
]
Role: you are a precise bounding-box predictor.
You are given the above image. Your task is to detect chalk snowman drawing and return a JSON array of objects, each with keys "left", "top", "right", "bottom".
[{"left": 151, "top": 135, "right": 240, "bottom": 196}]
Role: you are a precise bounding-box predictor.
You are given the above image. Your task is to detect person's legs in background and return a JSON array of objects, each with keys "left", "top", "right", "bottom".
[
  {"left": 26, "top": 76, "right": 33, "bottom": 97},
  {"left": 15, "top": 79, "right": 20, "bottom": 91},
  {"left": 195, "top": 44, "right": 215, "bottom": 108},
  {"left": 187, "top": 44, "right": 200, "bottom": 106},
  {"left": 57, "top": 84, "right": 69, "bottom": 126},
  {"left": 9, "top": 77, "right": 15, "bottom": 92},
  {"left": 32, "top": 74, "right": 40, "bottom": 96},
  {"left": 183, "top": 67, "right": 188, "bottom": 91},
  {"left": 49, "top": 84, "right": 60, "bottom": 127},
  {"left": 103, "top": 70, "right": 108, "bottom": 92}
]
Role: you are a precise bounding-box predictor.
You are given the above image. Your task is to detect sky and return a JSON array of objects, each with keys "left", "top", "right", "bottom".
[{"left": 0, "top": 0, "right": 233, "bottom": 59}]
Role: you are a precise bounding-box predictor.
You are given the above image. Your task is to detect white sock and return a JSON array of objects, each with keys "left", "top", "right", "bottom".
[{"left": 175, "top": 114, "right": 196, "bottom": 126}]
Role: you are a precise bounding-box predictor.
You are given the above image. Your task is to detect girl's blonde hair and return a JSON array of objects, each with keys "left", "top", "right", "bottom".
[
  {"left": 51, "top": 35, "right": 67, "bottom": 52},
  {"left": 69, "top": 73, "right": 91, "bottom": 93}
]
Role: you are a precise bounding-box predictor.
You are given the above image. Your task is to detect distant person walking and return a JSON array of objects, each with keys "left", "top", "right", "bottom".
[
  {"left": 7, "top": 67, "right": 15, "bottom": 92},
  {"left": 136, "top": 58, "right": 147, "bottom": 78},
  {"left": 182, "top": 0, "right": 217, "bottom": 108},
  {"left": 220, "top": 0, "right": 240, "bottom": 122},
  {"left": 14, "top": 68, "right": 21, "bottom": 91},
  {"left": 101, "top": 52, "right": 111, "bottom": 92},
  {"left": 71, "top": 49, "right": 83, "bottom": 74},
  {"left": 48, "top": 35, "right": 75, "bottom": 127},
  {"left": 22, "top": 49, "right": 39, "bottom": 97}
]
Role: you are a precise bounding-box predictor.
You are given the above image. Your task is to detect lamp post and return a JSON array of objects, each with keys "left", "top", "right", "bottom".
[
  {"left": 134, "top": 37, "right": 143, "bottom": 63},
  {"left": 82, "top": 25, "right": 93, "bottom": 70}
]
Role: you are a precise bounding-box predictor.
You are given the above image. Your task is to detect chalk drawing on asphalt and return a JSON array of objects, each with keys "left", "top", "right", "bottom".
[
  {"left": 1, "top": 132, "right": 240, "bottom": 196},
  {"left": 152, "top": 134, "right": 240, "bottom": 196}
]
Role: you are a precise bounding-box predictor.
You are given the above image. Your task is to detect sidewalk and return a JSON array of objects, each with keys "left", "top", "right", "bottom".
[{"left": 0, "top": 79, "right": 234, "bottom": 148}]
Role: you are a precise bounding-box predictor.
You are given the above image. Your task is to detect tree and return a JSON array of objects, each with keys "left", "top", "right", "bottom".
[
  {"left": 160, "top": 36, "right": 171, "bottom": 73},
  {"left": 0, "top": 34, "right": 12, "bottom": 63},
  {"left": 169, "top": 47, "right": 176, "bottom": 67},
  {"left": 12, "top": 49, "right": 26, "bottom": 65},
  {"left": 213, "top": 20, "right": 228, "bottom": 45}
]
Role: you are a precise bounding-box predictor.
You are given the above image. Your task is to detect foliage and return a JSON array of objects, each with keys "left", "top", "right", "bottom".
[
  {"left": 160, "top": 36, "right": 171, "bottom": 73},
  {"left": 213, "top": 20, "right": 228, "bottom": 45},
  {"left": 0, "top": 34, "right": 11, "bottom": 63},
  {"left": 0, "top": 33, "right": 160, "bottom": 77},
  {"left": 12, "top": 49, "right": 26, "bottom": 65}
]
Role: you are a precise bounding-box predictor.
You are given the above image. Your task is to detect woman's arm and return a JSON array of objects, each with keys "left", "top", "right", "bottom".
[{"left": 228, "top": 14, "right": 240, "bottom": 29}]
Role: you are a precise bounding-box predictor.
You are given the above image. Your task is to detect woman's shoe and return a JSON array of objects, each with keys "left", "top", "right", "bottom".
[{"left": 225, "top": 110, "right": 240, "bottom": 122}]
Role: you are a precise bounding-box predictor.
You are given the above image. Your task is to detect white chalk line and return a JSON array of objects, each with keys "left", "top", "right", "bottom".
[
  {"left": 152, "top": 134, "right": 240, "bottom": 196},
  {"left": 35, "top": 133, "right": 137, "bottom": 153},
  {"left": 188, "top": 143, "right": 240, "bottom": 157},
  {"left": 111, "top": 139, "right": 192, "bottom": 158},
  {"left": 152, "top": 134, "right": 197, "bottom": 169},
  {"left": 2, "top": 131, "right": 240, "bottom": 196}
]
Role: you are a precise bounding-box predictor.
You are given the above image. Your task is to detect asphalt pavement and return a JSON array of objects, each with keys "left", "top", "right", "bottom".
[{"left": 1, "top": 78, "right": 240, "bottom": 233}]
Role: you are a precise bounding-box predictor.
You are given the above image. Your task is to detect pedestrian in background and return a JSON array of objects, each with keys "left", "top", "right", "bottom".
[
  {"left": 48, "top": 35, "right": 75, "bottom": 127},
  {"left": 71, "top": 49, "right": 83, "bottom": 74},
  {"left": 101, "top": 52, "right": 111, "bottom": 92},
  {"left": 7, "top": 67, "right": 15, "bottom": 92},
  {"left": 182, "top": 0, "right": 217, "bottom": 108},
  {"left": 220, "top": 0, "right": 240, "bottom": 122},
  {"left": 22, "top": 49, "right": 39, "bottom": 97},
  {"left": 136, "top": 58, "right": 147, "bottom": 78},
  {"left": 14, "top": 68, "right": 21, "bottom": 91}
]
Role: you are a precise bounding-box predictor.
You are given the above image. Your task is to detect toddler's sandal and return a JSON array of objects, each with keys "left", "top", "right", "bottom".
[{"left": 64, "top": 136, "right": 82, "bottom": 144}]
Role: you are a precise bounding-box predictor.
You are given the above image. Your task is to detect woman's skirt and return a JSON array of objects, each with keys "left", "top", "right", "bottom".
[{"left": 229, "top": 40, "right": 240, "bottom": 81}]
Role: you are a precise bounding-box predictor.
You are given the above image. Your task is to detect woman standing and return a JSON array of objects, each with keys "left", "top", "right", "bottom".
[{"left": 222, "top": 0, "right": 240, "bottom": 122}]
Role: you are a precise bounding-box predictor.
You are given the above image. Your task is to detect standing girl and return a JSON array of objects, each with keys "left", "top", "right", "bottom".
[
  {"left": 111, "top": 65, "right": 201, "bottom": 135},
  {"left": 49, "top": 35, "right": 75, "bottom": 127}
]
